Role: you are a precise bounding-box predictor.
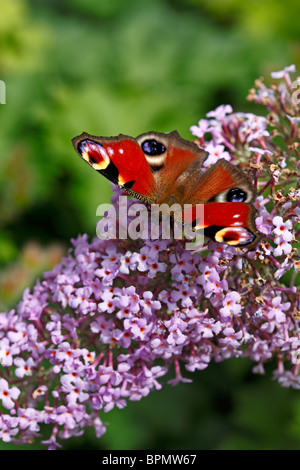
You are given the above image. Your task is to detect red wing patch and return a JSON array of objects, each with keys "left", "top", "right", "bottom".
[
  {"left": 183, "top": 202, "right": 252, "bottom": 227},
  {"left": 182, "top": 202, "right": 257, "bottom": 246}
]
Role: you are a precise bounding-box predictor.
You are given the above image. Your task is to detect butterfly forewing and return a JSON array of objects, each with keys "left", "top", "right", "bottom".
[
  {"left": 184, "top": 159, "right": 256, "bottom": 204},
  {"left": 136, "top": 131, "right": 208, "bottom": 203},
  {"left": 72, "top": 132, "right": 158, "bottom": 203}
]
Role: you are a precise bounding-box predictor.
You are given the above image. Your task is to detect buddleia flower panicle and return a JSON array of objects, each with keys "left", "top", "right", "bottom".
[{"left": 0, "top": 67, "right": 300, "bottom": 449}]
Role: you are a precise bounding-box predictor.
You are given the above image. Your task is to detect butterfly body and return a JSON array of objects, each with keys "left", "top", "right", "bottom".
[{"left": 72, "top": 130, "right": 260, "bottom": 248}]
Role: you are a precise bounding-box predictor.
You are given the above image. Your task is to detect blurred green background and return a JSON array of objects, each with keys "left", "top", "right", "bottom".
[{"left": 1, "top": 0, "right": 300, "bottom": 450}]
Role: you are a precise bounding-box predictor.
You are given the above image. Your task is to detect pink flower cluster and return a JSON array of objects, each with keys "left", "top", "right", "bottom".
[{"left": 0, "top": 67, "right": 299, "bottom": 449}]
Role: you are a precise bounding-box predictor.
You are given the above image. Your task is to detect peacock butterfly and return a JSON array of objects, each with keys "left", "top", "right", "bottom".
[{"left": 71, "top": 130, "right": 260, "bottom": 248}]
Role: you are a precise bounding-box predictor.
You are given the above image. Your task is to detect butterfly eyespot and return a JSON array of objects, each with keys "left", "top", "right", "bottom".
[
  {"left": 214, "top": 227, "right": 255, "bottom": 246},
  {"left": 141, "top": 139, "right": 166, "bottom": 156},
  {"left": 78, "top": 139, "right": 111, "bottom": 170},
  {"left": 226, "top": 188, "right": 247, "bottom": 202}
]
